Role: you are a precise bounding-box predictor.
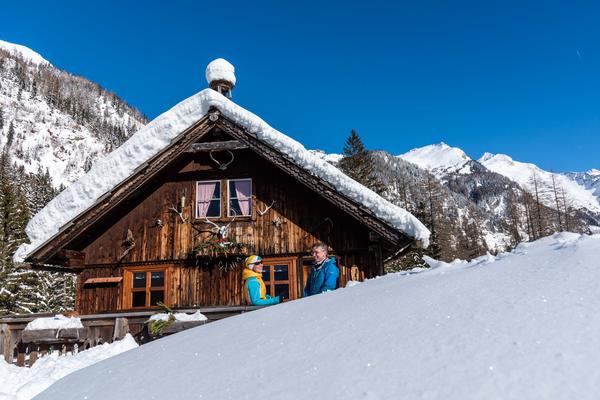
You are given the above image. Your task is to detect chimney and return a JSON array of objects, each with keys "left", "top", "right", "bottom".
[{"left": 205, "top": 58, "right": 236, "bottom": 98}]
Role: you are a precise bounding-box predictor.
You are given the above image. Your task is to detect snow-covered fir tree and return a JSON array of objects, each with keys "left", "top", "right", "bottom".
[
  {"left": 338, "top": 129, "right": 386, "bottom": 195},
  {"left": 0, "top": 41, "right": 147, "bottom": 314}
]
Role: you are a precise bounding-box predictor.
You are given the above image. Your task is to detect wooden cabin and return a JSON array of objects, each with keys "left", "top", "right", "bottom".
[{"left": 19, "top": 60, "right": 427, "bottom": 315}]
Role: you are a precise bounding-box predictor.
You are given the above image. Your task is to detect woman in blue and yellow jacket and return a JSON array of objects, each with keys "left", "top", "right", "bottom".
[{"left": 242, "top": 255, "right": 280, "bottom": 306}]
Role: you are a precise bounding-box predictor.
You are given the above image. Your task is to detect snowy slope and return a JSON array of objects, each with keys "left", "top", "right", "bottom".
[
  {"left": 35, "top": 232, "right": 600, "bottom": 400},
  {"left": 566, "top": 169, "right": 600, "bottom": 204},
  {"left": 480, "top": 153, "right": 600, "bottom": 213},
  {"left": 0, "top": 334, "right": 137, "bottom": 400},
  {"left": 0, "top": 40, "right": 146, "bottom": 189},
  {"left": 0, "top": 40, "right": 50, "bottom": 65},
  {"left": 398, "top": 142, "right": 472, "bottom": 176}
]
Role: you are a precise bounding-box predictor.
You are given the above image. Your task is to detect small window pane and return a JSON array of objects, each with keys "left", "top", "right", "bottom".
[
  {"left": 205, "top": 200, "right": 220, "bottom": 217},
  {"left": 274, "top": 284, "right": 289, "bottom": 301},
  {"left": 229, "top": 199, "right": 251, "bottom": 216},
  {"left": 150, "top": 291, "right": 164, "bottom": 306},
  {"left": 261, "top": 266, "right": 271, "bottom": 282},
  {"left": 133, "top": 272, "right": 146, "bottom": 288},
  {"left": 151, "top": 271, "right": 164, "bottom": 287},
  {"left": 132, "top": 291, "right": 146, "bottom": 307},
  {"left": 229, "top": 180, "right": 251, "bottom": 216},
  {"left": 229, "top": 180, "right": 251, "bottom": 199},
  {"left": 197, "top": 181, "right": 221, "bottom": 218},
  {"left": 274, "top": 265, "right": 288, "bottom": 281}
]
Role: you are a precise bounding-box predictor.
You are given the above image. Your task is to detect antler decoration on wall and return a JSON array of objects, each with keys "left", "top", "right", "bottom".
[
  {"left": 203, "top": 215, "right": 236, "bottom": 239},
  {"left": 169, "top": 207, "right": 187, "bottom": 223},
  {"left": 119, "top": 229, "right": 136, "bottom": 261},
  {"left": 209, "top": 150, "right": 235, "bottom": 170},
  {"left": 257, "top": 200, "right": 275, "bottom": 216},
  {"left": 168, "top": 189, "right": 188, "bottom": 223}
]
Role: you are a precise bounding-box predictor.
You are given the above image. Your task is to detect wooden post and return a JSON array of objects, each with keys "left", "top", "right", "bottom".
[
  {"left": 113, "top": 318, "right": 129, "bottom": 341},
  {"left": 29, "top": 346, "right": 38, "bottom": 366},
  {"left": 0, "top": 324, "right": 5, "bottom": 360},
  {"left": 16, "top": 342, "right": 26, "bottom": 367},
  {"left": 1, "top": 323, "right": 12, "bottom": 363}
]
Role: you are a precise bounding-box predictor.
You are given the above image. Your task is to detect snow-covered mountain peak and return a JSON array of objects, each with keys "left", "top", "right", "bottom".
[
  {"left": 481, "top": 153, "right": 600, "bottom": 213},
  {"left": 397, "top": 142, "right": 471, "bottom": 174},
  {"left": 0, "top": 39, "right": 50, "bottom": 65},
  {"left": 588, "top": 169, "right": 600, "bottom": 176},
  {"left": 478, "top": 153, "right": 515, "bottom": 165}
]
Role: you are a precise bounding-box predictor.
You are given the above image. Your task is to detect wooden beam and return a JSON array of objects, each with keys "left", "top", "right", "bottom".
[
  {"left": 83, "top": 277, "right": 123, "bottom": 285},
  {"left": 185, "top": 140, "right": 248, "bottom": 152}
]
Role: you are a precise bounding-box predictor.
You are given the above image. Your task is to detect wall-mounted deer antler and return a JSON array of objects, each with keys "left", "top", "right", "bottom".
[
  {"left": 257, "top": 200, "right": 275, "bottom": 216},
  {"left": 209, "top": 150, "right": 235, "bottom": 170},
  {"left": 119, "top": 229, "right": 136, "bottom": 261},
  {"left": 203, "top": 215, "right": 236, "bottom": 238},
  {"left": 169, "top": 207, "right": 187, "bottom": 223}
]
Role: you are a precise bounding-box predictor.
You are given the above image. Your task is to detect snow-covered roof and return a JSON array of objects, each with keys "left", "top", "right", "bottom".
[
  {"left": 0, "top": 39, "right": 50, "bottom": 66},
  {"left": 15, "top": 85, "right": 429, "bottom": 262},
  {"left": 205, "top": 58, "right": 236, "bottom": 86}
]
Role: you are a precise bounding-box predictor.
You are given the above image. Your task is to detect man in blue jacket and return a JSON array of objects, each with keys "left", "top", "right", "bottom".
[{"left": 303, "top": 242, "right": 339, "bottom": 297}]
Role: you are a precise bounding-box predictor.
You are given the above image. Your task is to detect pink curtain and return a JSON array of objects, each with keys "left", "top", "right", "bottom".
[
  {"left": 197, "top": 182, "right": 217, "bottom": 217},
  {"left": 234, "top": 180, "right": 251, "bottom": 216}
]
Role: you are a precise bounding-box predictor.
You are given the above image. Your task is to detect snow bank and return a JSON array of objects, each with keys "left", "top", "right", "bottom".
[
  {"left": 16, "top": 88, "right": 429, "bottom": 262},
  {"left": 148, "top": 311, "right": 207, "bottom": 322},
  {"left": 35, "top": 233, "right": 600, "bottom": 400},
  {"left": 0, "top": 334, "right": 137, "bottom": 400},
  {"left": 24, "top": 315, "right": 83, "bottom": 331}
]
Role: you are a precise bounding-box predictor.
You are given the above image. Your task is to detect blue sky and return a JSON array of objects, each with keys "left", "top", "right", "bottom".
[{"left": 2, "top": 0, "right": 599, "bottom": 172}]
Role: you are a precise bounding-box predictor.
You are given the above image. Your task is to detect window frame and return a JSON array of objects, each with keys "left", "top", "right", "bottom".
[
  {"left": 194, "top": 178, "right": 253, "bottom": 220},
  {"left": 261, "top": 256, "right": 297, "bottom": 302},
  {"left": 122, "top": 266, "right": 170, "bottom": 310},
  {"left": 227, "top": 178, "right": 253, "bottom": 217},
  {"left": 195, "top": 179, "right": 222, "bottom": 219}
]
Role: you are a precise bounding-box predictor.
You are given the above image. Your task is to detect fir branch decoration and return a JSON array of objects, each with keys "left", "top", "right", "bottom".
[{"left": 146, "top": 302, "right": 176, "bottom": 336}]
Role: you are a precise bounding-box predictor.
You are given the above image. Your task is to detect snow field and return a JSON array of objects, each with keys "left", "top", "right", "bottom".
[
  {"left": 34, "top": 233, "right": 600, "bottom": 400},
  {"left": 0, "top": 334, "right": 137, "bottom": 400}
]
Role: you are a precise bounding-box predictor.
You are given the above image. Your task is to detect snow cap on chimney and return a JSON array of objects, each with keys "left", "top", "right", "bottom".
[{"left": 205, "top": 58, "right": 236, "bottom": 98}]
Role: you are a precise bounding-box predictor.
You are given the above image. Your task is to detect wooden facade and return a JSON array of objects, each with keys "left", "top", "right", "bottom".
[{"left": 27, "top": 110, "right": 415, "bottom": 314}]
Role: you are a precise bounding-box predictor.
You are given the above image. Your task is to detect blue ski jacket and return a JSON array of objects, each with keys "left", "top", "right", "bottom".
[{"left": 303, "top": 257, "right": 339, "bottom": 297}]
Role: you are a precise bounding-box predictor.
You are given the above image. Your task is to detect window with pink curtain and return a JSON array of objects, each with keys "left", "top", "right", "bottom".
[
  {"left": 196, "top": 181, "right": 221, "bottom": 218},
  {"left": 229, "top": 179, "right": 252, "bottom": 216}
]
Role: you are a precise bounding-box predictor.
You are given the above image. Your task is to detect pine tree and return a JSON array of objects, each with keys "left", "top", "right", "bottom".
[
  {"left": 0, "top": 153, "right": 30, "bottom": 313},
  {"left": 338, "top": 130, "right": 386, "bottom": 195},
  {"left": 0, "top": 107, "right": 4, "bottom": 131},
  {"left": 6, "top": 121, "right": 15, "bottom": 147},
  {"left": 31, "top": 79, "right": 37, "bottom": 99}
]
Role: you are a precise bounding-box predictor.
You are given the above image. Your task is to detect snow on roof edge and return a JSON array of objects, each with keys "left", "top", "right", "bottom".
[{"left": 15, "top": 89, "right": 430, "bottom": 262}]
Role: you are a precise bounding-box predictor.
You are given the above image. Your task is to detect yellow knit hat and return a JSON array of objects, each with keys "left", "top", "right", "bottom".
[{"left": 244, "top": 255, "right": 262, "bottom": 269}]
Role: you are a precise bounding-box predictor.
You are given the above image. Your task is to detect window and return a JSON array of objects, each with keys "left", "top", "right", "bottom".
[
  {"left": 124, "top": 267, "right": 169, "bottom": 309},
  {"left": 261, "top": 257, "right": 297, "bottom": 302},
  {"left": 196, "top": 181, "right": 221, "bottom": 218},
  {"left": 228, "top": 179, "right": 252, "bottom": 216},
  {"left": 195, "top": 179, "right": 252, "bottom": 219}
]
